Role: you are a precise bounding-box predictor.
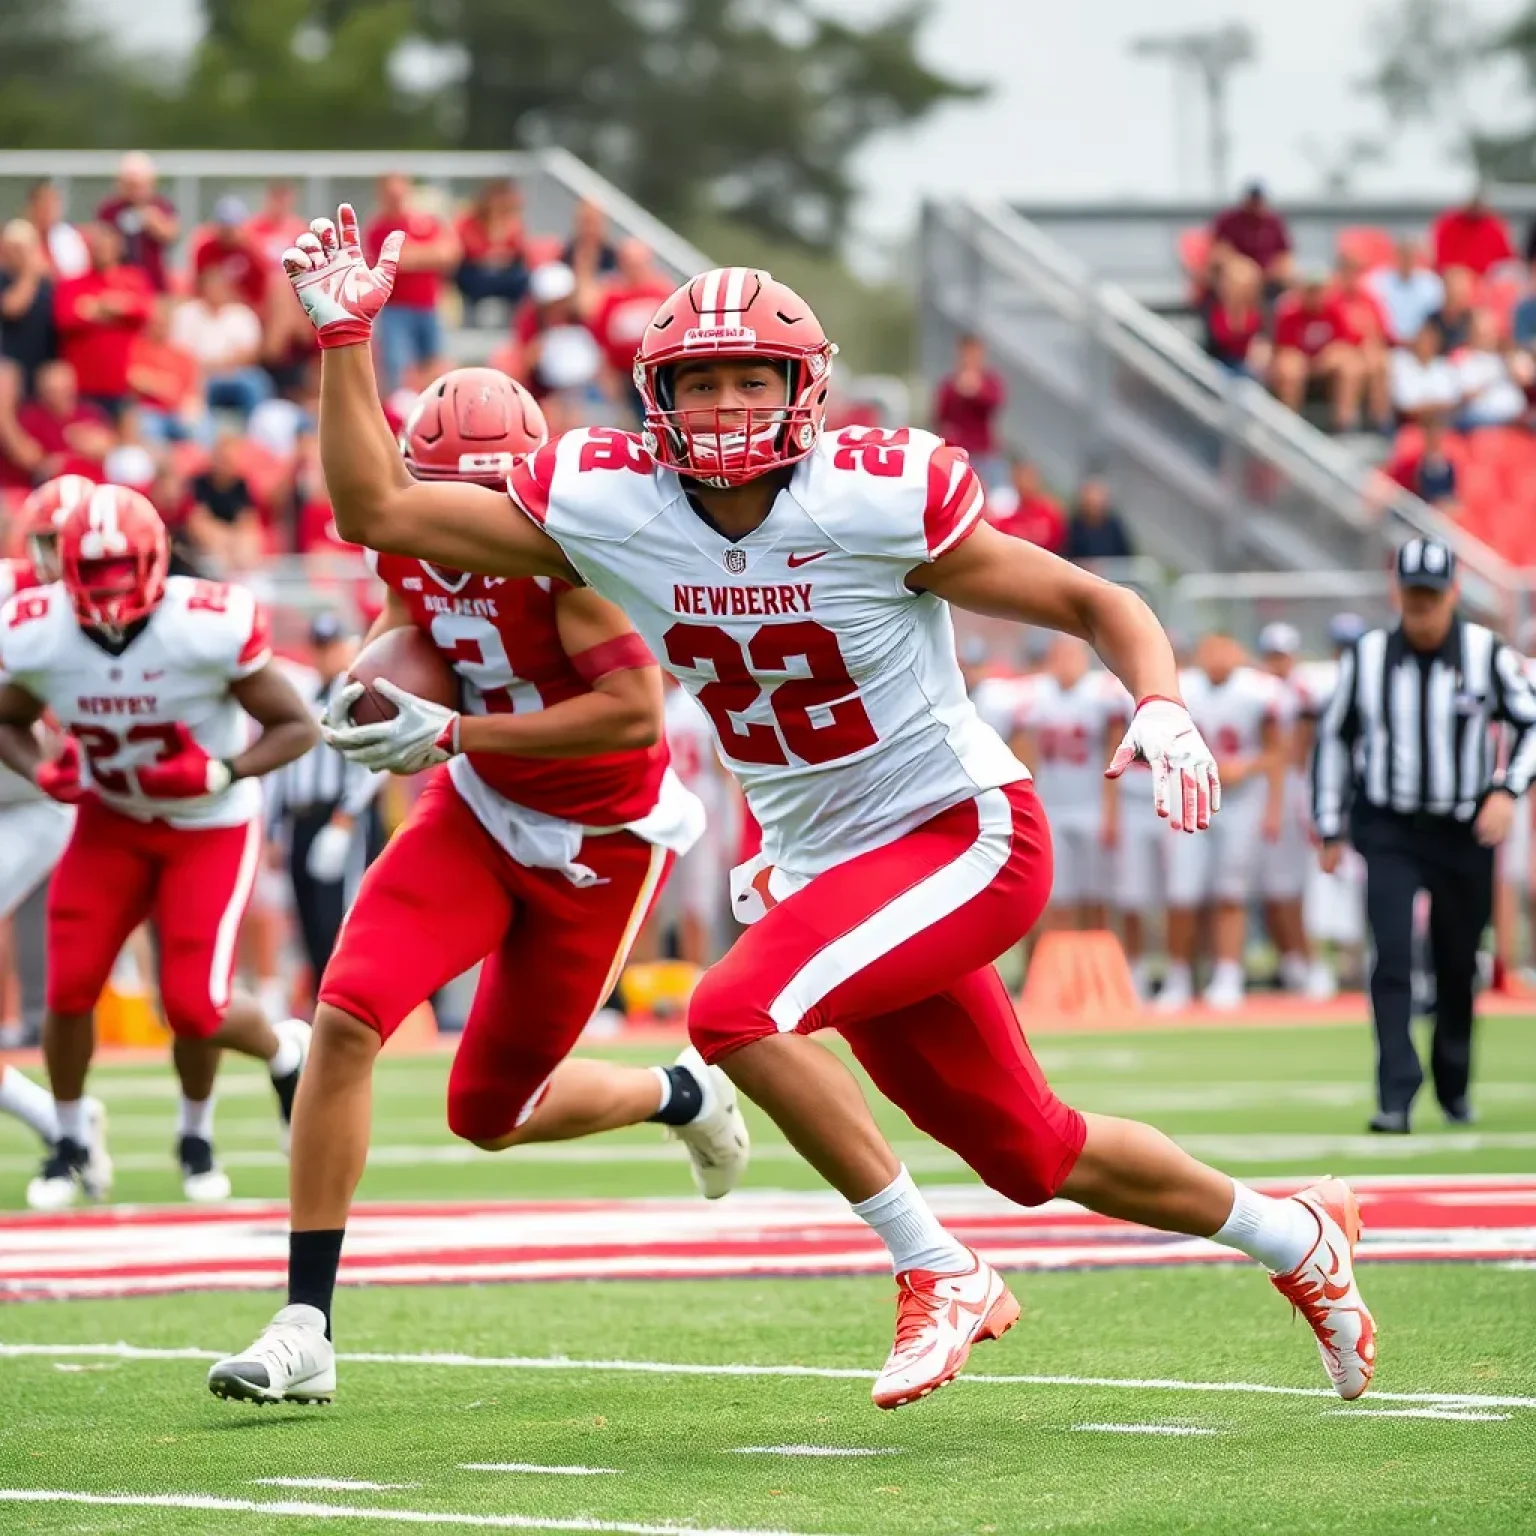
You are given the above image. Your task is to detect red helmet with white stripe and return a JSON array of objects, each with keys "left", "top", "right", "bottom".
[
  {"left": 635, "top": 267, "right": 835, "bottom": 487},
  {"left": 58, "top": 485, "right": 169, "bottom": 632},
  {"left": 401, "top": 367, "right": 548, "bottom": 488},
  {"left": 18, "top": 474, "right": 97, "bottom": 583}
]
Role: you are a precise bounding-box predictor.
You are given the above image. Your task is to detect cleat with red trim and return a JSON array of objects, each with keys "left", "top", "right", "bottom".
[
  {"left": 1270, "top": 1177, "right": 1376, "bottom": 1400},
  {"left": 871, "top": 1251, "right": 1019, "bottom": 1410}
]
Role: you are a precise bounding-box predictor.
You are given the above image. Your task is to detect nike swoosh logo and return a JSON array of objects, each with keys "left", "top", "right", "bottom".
[
  {"left": 787, "top": 551, "right": 829, "bottom": 568},
  {"left": 143, "top": 670, "right": 165, "bottom": 680}
]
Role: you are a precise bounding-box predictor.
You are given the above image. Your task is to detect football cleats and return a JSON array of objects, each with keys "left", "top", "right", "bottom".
[
  {"left": 57, "top": 485, "right": 169, "bottom": 633},
  {"left": 635, "top": 267, "right": 835, "bottom": 487},
  {"left": 401, "top": 367, "right": 548, "bottom": 488},
  {"left": 19, "top": 474, "right": 97, "bottom": 584}
]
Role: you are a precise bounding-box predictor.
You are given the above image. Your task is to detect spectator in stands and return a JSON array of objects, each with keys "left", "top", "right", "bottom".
[
  {"left": 1368, "top": 239, "right": 1445, "bottom": 345},
  {"left": 364, "top": 173, "right": 459, "bottom": 393},
  {"left": 16, "top": 360, "right": 113, "bottom": 481},
  {"left": 0, "top": 220, "right": 56, "bottom": 398},
  {"left": 987, "top": 456, "right": 1066, "bottom": 554},
  {"left": 128, "top": 299, "right": 206, "bottom": 446},
  {"left": 455, "top": 177, "right": 529, "bottom": 312},
  {"left": 1391, "top": 321, "right": 1462, "bottom": 423},
  {"left": 1512, "top": 258, "right": 1536, "bottom": 350},
  {"left": 170, "top": 263, "right": 270, "bottom": 420},
  {"left": 24, "top": 180, "right": 88, "bottom": 281},
  {"left": 1431, "top": 189, "right": 1514, "bottom": 277},
  {"left": 1209, "top": 181, "right": 1293, "bottom": 287},
  {"left": 1430, "top": 265, "right": 1477, "bottom": 351},
  {"left": 588, "top": 239, "right": 672, "bottom": 415},
  {"left": 1063, "top": 473, "right": 1134, "bottom": 563},
  {"left": 1387, "top": 410, "right": 1459, "bottom": 510},
  {"left": 96, "top": 152, "right": 179, "bottom": 294},
  {"left": 1332, "top": 253, "right": 1394, "bottom": 430},
  {"left": 514, "top": 262, "right": 603, "bottom": 404},
  {"left": 933, "top": 333, "right": 1007, "bottom": 488},
  {"left": 189, "top": 431, "right": 263, "bottom": 571},
  {"left": 1200, "top": 254, "right": 1270, "bottom": 375},
  {"left": 190, "top": 196, "right": 267, "bottom": 312},
  {"left": 1270, "top": 273, "right": 1364, "bottom": 431},
  {"left": 53, "top": 223, "right": 154, "bottom": 419},
  {"left": 245, "top": 181, "right": 306, "bottom": 269},
  {"left": 1452, "top": 308, "right": 1532, "bottom": 431},
  {"left": 147, "top": 458, "right": 199, "bottom": 574},
  {"left": 563, "top": 199, "right": 619, "bottom": 300},
  {"left": 0, "top": 359, "right": 35, "bottom": 492}
]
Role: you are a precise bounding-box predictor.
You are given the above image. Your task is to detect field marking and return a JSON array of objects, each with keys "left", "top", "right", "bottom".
[
  {"left": 728, "top": 1447, "right": 900, "bottom": 1457},
  {"left": 1324, "top": 1408, "right": 1512, "bottom": 1422},
  {"left": 5, "top": 1341, "right": 1534, "bottom": 1410},
  {"left": 255, "top": 1478, "right": 422, "bottom": 1491},
  {"left": 0, "top": 1490, "right": 831, "bottom": 1536},
  {"left": 460, "top": 1465, "right": 620, "bottom": 1477},
  {"left": 1070, "top": 1424, "right": 1219, "bottom": 1436}
]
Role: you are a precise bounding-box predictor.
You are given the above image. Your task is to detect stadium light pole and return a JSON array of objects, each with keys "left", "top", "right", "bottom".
[{"left": 1130, "top": 23, "right": 1258, "bottom": 200}]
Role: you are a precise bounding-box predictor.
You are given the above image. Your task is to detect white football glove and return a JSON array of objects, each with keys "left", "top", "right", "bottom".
[
  {"left": 281, "top": 203, "right": 403, "bottom": 349},
  {"left": 322, "top": 679, "right": 461, "bottom": 775},
  {"left": 305, "top": 821, "right": 353, "bottom": 883},
  {"left": 1105, "top": 696, "right": 1221, "bottom": 833}
]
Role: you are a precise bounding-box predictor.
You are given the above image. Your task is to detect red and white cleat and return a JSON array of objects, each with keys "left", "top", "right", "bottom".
[
  {"left": 1270, "top": 1177, "right": 1376, "bottom": 1400},
  {"left": 871, "top": 1251, "right": 1020, "bottom": 1410}
]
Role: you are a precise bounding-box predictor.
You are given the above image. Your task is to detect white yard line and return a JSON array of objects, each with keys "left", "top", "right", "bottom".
[
  {"left": 460, "top": 1466, "right": 620, "bottom": 1477},
  {"left": 4, "top": 1341, "right": 1533, "bottom": 1410},
  {"left": 1070, "top": 1424, "right": 1219, "bottom": 1436},
  {"left": 727, "top": 1447, "right": 899, "bottom": 1457},
  {"left": 1324, "top": 1408, "right": 1512, "bottom": 1422},
  {"left": 0, "top": 1490, "right": 830, "bottom": 1536},
  {"left": 254, "top": 1479, "right": 422, "bottom": 1491}
]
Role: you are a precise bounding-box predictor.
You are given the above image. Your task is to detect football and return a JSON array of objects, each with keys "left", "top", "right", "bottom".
[{"left": 346, "top": 625, "right": 460, "bottom": 725}]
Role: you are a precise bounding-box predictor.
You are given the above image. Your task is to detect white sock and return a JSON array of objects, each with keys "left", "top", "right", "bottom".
[
  {"left": 1162, "top": 961, "right": 1192, "bottom": 992},
  {"left": 268, "top": 1025, "right": 302, "bottom": 1080},
  {"left": 179, "top": 1096, "right": 215, "bottom": 1141},
  {"left": 649, "top": 1065, "right": 672, "bottom": 1116},
  {"left": 850, "top": 1166, "right": 972, "bottom": 1275},
  {"left": 55, "top": 1099, "right": 86, "bottom": 1145},
  {"left": 1211, "top": 1181, "right": 1320, "bottom": 1273},
  {"left": 258, "top": 978, "right": 290, "bottom": 1026},
  {"left": 1210, "top": 959, "right": 1245, "bottom": 991},
  {"left": 0, "top": 1066, "right": 58, "bottom": 1143}
]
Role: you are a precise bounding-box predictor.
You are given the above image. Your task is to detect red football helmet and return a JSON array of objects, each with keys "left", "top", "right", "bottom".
[
  {"left": 634, "top": 267, "right": 835, "bottom": 487},
  {"left": 58, "top": 485, "right": 169, "bottom": 632},
  {"left": 18, "top": 474, "right": 97, "bottom": 583},
  {"left": 401, "top": 367, "right": 549, "bottom": 488}
]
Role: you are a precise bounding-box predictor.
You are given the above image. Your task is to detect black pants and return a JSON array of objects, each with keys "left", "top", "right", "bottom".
[
  {"left": 1354, "top": 809, "right": 1494, "bottom": 1115},
  {"left": 286, "top": 807, "right": 356, "bottom": 984}
]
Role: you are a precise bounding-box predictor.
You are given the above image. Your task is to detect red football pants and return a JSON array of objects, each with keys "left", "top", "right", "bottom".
[
  {"left": 319, "top": 770, "right": 672, "bottom": 1143},
  {"left": 688, "top": 782, "right": 1085, "bottom": 1207},
  {"left": 47, "top": 797, "right": 261, "bottom": 1039}
]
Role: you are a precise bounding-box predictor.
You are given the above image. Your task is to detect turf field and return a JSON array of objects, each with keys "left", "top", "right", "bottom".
[{"left": 0, "top": 1017, "right": 1533, "bottom": 1534}]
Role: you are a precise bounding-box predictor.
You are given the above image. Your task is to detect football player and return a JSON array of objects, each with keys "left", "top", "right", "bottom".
[
  {"left": 0, "top": 487, "right": 319, "bottom": 1208},
  {"left": 267, "top": 209, "right": 1376, "bottom": 1410},
  {"left": 207, "top": 367, "right": 749, "bottom": 1406}
]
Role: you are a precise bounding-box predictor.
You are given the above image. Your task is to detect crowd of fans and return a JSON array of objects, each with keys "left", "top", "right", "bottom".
[{"left": 0, "top": 152, "right": 681, "bottom": 576}]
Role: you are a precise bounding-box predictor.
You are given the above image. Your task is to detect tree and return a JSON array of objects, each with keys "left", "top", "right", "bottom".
[{"left": 407, "top": 0, "right": 982, "bottom": 251}]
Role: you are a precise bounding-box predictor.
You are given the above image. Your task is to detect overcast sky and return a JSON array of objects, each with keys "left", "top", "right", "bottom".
[{"left": 95, "top": 0, "right": 1509, "bottom": 248}]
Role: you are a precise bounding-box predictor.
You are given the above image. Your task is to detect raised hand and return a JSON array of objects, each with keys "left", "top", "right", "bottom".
[{"left": 281, "top": 203, "right": 404, "bottom": 349}]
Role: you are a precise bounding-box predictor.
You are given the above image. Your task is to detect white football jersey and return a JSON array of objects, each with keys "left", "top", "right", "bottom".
[
  {"left": 1291, "top": 659, "right": 1340, "bottom": 719},
  {"left": 971, "top": 671, "right": 1040, "bottom": 742},
  {"left": 0, "top": 561, "right": 45, "bottom": 808},
  {"left": 1022, "top": 670, "right": 1119, "bottom": 819},
  {"left": 0, "top": 575, "right": 270, "bottom": 829},
  {"left": 510, "top": 425, "right": 1028, "bottom": 877},
  {"left": 1180, "top": 664, "right": 1285, "bottom": 763}
]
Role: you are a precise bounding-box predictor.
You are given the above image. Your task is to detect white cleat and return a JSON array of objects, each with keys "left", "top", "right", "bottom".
[
  {"left": 1304, "top": 959, "right": 1339, "bottom": 1002},
  {"left": 1153, "top": 972, "right": 1193, "bottom": 1014},
  {"left": 666, "top": 1045, "right": 750, "bottom": 1200},
  {"left": 1270, "top": 1178, "right": 1377, "bottom": 1400},
  {"left": 272, "top": 1017, "right": 312, "bottom": 1154},
  {"left": 208, "top": 1303, "right": 336, "bottom": 1404},
  {"left": 25, "top": 1119, "right": 113, "bottom": 1212},
  {"left": 1202, "top": 974, "right": 1246, "bottom": 1012},
  {"left": 178, "top": 1134, "right": 233, "bottom": 1204},
  {"left": 872, "top": 1250, "right": 1020, "bottom": 1410}
]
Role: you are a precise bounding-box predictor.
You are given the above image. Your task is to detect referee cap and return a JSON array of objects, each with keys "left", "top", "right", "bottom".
[{"left": 1396, "top": 536, "right": 1457, "bottom": 592}]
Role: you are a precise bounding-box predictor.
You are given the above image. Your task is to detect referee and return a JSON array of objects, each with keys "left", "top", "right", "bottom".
[
  {"left": 1313, "top": 537, "right": 1536, "bottom": 1132},
  {"left": 266, "top": 614, "right": 384, "bottom": 986}
]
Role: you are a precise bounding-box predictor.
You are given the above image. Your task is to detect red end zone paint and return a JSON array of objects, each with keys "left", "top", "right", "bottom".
[{"left": 1, "top": 1177, "right": 1532, "bottom": 1301}]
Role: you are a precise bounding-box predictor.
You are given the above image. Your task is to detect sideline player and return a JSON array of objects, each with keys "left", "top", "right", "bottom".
[
  {"left": 1159, "top": 634, "right": 1288, "bottom": 1012},
  {"left": 207, "top": 367, "right": 749, "bottom": 1405},
  {"left": 0, "top": 487, "right": 319, "bottom": 1208},
  {"left": 267, "top": 210, "right": 1376, "bottom": 1410}
]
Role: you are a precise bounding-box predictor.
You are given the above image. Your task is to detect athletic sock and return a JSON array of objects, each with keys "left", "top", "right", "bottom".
[
  {"left": 647, "top": 1064, "right": 705, "bottom": 1127},
  {"left": 851, "top": 1165, "right": 972, "bottom": 1276},
  {"left": 178, "top": 1096, "right": 214, "bottom": 1141},
  {"left": 0, "top": 1066, "right": 57, "bottom": 1143},
  {"left": 288, "top": 1229, "right": 347, "bottom": 1339},
  {"left": 54, "top": 1099, "right": 86, "bottom": 1145},
  {"left": 268, "top": 1024, "right": 303, "bottom": 1081},
  {"left": 1211, "top": 1180, "right": 1320, "bottom": 1273},
  {"left": 1162, "top": 961, "right": 1192, "bottom": 994}
]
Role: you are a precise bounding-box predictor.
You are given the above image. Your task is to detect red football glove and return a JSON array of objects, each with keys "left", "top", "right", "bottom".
[
  {"left": 282, "top": 203, "right": 404, "bottom": 350},
  {"left": 34, "top": 736, "right": 87, "bottom": 804},
  {"left": 135, "top": 724, "right": 234, "bottom": 800}
]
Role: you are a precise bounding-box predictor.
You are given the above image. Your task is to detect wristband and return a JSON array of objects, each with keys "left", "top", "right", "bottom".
[
  {"left": 315, "top": 321, "right": 375, "bottom": 350},
  {"left": 1135, "top": 694, "right": 1185, "bottom": 711}
]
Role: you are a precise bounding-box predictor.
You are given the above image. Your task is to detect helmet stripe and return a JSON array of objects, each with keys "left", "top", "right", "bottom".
[
  {"left": 698, "top": 268, "right": 723, "bottom": 329},
  {"left": 724, "top": 265, "right": 748, "bottom": 317}
]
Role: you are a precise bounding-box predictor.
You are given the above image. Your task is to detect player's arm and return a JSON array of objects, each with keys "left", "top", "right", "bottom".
[
  {"left": 0, "top": 681, "right": 46, "bottom": 782},
  {"left": 227, "top": 662, "right": 320, "bottom": 781}
]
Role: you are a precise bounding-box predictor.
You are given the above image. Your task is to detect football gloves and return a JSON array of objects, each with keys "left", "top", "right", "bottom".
[
  {"left": 322, "top": 679, "right": 461, "bottom": 775},
  {"left": 1105, "top": 696, "right": 1221, "bottom": 833},
  {"left": 282, "top": 203, "right": 403, "bottom": 349}
]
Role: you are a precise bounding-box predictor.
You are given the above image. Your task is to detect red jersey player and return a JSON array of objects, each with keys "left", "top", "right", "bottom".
[
  {"left": 261, "top": 206, "right": 1375, "bottom": 1412},
  {"left": 0, "top": 487, "right": 320, "bottom": 1208},
  {"left": 208, "top": 368, "right": 750, "bottom": 1406}
]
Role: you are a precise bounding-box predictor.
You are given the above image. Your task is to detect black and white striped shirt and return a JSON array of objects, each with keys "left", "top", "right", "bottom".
[
  {"left": 1312, "top": 618, "right": 1536, "bottom": 839},
  {"left": 265, "top": 671, "right": 381, "bottom": 827}
]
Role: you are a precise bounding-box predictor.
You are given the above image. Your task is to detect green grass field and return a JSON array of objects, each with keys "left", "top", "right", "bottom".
[{"left": 0, "top": 1017, "right": 1533, "bottom": 1534}]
